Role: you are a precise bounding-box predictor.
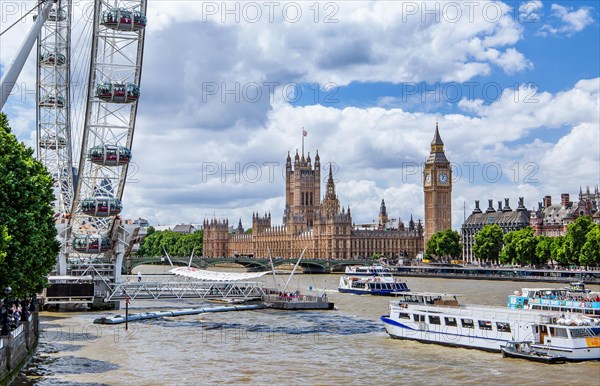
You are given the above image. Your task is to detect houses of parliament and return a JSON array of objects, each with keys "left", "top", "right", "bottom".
[{"left": 203, "top": 125, "right": 452, "bottom": 260}]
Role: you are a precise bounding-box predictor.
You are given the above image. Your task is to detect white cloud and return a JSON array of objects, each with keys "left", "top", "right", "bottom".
[
  {"left": 540, "top": 4, "right": 594, "bottom": 36},
  {"left": 2, "top": 1, "right": 534, "bottom": 136},
  {"left": 1, "top": 1, "right": 598, "bottom": 232},
  {"left": 539, "top": 122, "right": 599, "bottom": 184},
  {"left": 138, "top": 1, "right": 530, "bottom": 86},
  {"left": 493, "top": 48, "right": 533, "bottom": 74},
  {"left": 119, "top": 78, "right": 600, "bottom": 231}
]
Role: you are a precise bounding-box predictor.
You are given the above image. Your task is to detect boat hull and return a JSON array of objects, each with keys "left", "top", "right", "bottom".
[
  {"left": 501, "top": 348, "right": 567, "bottom": 364},
  {"left": 381, "top": 315, "right": 600, "bottom": 361},
  {"left": 338, "top": 288, "right": 398, "bottom": 296},
  {"left": 380, "top": 315, "right": 503, "bottom": 352}
]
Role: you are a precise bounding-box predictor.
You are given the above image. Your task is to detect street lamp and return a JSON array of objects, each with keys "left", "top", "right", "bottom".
[
  {"left": 122, "top": 289, "right": 130, "bottom": 331},
  {"left": 1, "top": 286, "right": 12, "bottom": 335}
]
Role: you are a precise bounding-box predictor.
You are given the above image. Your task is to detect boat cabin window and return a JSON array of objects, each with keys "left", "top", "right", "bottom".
[
  {"left": 461, "top": 319, "right": 474, "bottom": 329},
  {"left": 400, "top": 295, "right": 425, "bottom": 304},
  {"left": 549, "top": 327, "right": 568, "bottom": 338},
  {"left": 569, "top": 328, "right": 598, "bottom": 338},
  {"left": 496, "top": 322, "right": 511, "bottom": 333},
  {"left": 478, "top": 321, "right": 493, "bottom": 331},
  {"left": 429, "top": 316, "right": 441, "bottom": 325},
  {"left": 444, "top": 317, "right": 457, "bottom": 327},
  {"left": 398, "top": 312, "right": 410, "bottom": 320},
  {"left": 413, "top": 314, "right": 425, "bottom": 322}
]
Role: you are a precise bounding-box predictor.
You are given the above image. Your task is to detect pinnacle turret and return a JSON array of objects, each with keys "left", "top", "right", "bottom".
[
  {"left": 431, "top": 121, "right": 444, "bottom": 146},
  {"left": 426, "top": 122, "right": 448, "bottom": 164}
]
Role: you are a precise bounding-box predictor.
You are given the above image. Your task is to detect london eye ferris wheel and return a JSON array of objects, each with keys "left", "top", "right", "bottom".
[{"left": 2, "top": 0, "right": 148, "bottom": 281}]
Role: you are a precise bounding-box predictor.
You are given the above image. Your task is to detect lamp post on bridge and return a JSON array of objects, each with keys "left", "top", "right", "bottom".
[
  {"left": 122, "top": 289, "right": 130, "bottom": 331},
  {"left": 1, "top": 286, "right": 12, "bottom": 335}
]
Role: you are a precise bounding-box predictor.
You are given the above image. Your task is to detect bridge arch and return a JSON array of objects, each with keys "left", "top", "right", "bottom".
[{"left": 127, "top": 256, "right": 374, "bottom": 274}]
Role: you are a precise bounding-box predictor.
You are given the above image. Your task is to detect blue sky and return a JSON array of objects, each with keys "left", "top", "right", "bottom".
[{"left": 1, "top": 0, "right": 599, "bottom": 230}]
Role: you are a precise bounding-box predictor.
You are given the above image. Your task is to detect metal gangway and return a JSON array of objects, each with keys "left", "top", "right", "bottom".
[{"left": 105, "top": 279, "right": 270, "bottom": 302}]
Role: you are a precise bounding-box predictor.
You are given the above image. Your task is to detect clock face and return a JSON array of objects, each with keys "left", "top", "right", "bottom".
[
  {"left": 425, "top": 173, "right": 431, "bottom": 185},
  {"left": 438, "top": 172, "right": 448, "bottom": 184}
]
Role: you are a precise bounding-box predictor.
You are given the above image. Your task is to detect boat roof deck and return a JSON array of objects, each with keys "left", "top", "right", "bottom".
[
  {"left": 392, "top": 291, "right": 460, "bottom": 297},
  {"left": 394, "top": 299, "right": 576, "bottom": 323}
]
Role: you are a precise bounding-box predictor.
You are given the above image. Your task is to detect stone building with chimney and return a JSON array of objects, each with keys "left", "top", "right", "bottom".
[
  {"left": 530, "top": 186, "right": 600, "bottom": 236},
  {"left": 461, "top": 186, "right": 600, "bottom": 262},
  {"left": 461, "top": 197, "right": 530, "bottom": 262}
]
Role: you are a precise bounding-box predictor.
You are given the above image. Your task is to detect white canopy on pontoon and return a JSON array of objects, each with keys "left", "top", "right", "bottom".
[{"left": 169, "top": 267, "right": 271, "bottom": 282}]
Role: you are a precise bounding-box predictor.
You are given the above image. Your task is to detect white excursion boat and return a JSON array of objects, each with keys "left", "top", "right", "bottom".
[
  {"left": 380, "top": 292, "right": 600, "bottom": 361},
  {"left": 338, "top": 274, "right": 409, "bottom": 295},
  {"left": 507, "top": 282, "right": 600, "bottom": 316},
  {"left": 344, "top": 265, "right": 394, "bottom": 276}
]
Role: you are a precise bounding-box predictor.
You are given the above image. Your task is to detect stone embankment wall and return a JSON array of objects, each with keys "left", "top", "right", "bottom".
[{"left": 0, "top": 313, "right": 38, "bottom": 385}]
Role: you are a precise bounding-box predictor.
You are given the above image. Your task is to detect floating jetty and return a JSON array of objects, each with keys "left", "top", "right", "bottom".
[{"left": 93, "top": 304, "right": 265, "bottom": 325}]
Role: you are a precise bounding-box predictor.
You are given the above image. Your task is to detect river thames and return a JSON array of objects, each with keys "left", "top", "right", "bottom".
[{"left": 14, "top": 271, "right": 600, "bottom": 385}]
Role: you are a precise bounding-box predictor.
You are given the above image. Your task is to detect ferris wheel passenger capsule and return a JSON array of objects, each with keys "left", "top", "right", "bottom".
[
  {"left": 88, "top": 145, "right": 132, "bottom": 166},
  {"left": 81, "top": 197, "right": 123, "bottom": 217},
  {"left": 95, "top": 81, "right": 140, "bottom": 103},
  {"left": 48, "top": 7, "right": 67, "bottom": 22},
  {"left": 72, "top": 234, "right": 112, "bottom": 253},
  {"left": 39, "top": 94, "right": 65, "bottom": 108},
  {"left": 40, "top": 52, "right": 66, "bottom": 66},
  {"left": 101, "top": 8, "right": 147, "bottom": 31},
  {"left": 39, "top": 134, "right": 68, "bottom": 150}
]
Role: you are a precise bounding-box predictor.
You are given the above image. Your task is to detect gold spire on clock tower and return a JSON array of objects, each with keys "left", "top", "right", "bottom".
[{"left": 423, "top": 122, "right": 452, "bottom": 244}]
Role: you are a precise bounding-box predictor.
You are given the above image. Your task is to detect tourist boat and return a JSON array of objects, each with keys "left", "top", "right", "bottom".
[
  {"left": 507, "top": 282, "right": 600, "bottom": 316},
  {"left": 380, "top": 292, "right": 600, "bottom": 361},
  {"left": 344, "top": 265, "right": 394, "bottom": 276},
  {"left": 338, "top": 274, "right": 409, "bottom": 295},
  {"left": 501, "top": 341, "right": 567, "bottom": 364}
]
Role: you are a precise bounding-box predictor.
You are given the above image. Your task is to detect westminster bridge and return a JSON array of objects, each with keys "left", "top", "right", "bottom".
[{"left": 125, "top": 256, "right": 372, "bottom": 274}]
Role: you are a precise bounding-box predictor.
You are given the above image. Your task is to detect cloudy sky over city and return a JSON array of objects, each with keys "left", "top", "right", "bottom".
[{"left": 1, "top": 0, "right": 599, "bottom": 229}]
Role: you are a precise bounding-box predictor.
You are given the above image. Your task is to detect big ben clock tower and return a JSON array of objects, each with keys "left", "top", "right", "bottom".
[{"left": 423, "top": 122, "right": 452, "bottom": 244}]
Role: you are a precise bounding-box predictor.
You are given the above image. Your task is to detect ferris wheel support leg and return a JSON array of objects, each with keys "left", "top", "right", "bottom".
[
  {"left": 57, "top": 250, "right": 68, "bottom": 276},
  {"left": 56, "top": 223, "right": 68, "bottom": 276},
  {"left": 0, "top": 0, "right": 53, "bottom": 110},
  {"left": 113, "top": 229, "right": 126, "bottom": 284}
]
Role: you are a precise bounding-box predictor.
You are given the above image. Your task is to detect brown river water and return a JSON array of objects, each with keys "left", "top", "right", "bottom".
[{"left": 13, "top": 269, "right": 600, "bottom": 385}]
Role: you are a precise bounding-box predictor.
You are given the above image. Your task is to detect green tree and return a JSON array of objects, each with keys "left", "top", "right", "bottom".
[
  {"left": 564, "top": 216, "right": 593, "bottom": 266},
  {"left": 244, "top": 228, "right": 252, "bottom": 234},
  {"left": 137, "top": 229, "right": 203, "bottom": 257},
  {"left": 174, "top": 230, "right": 203, "bottom": 257},
  {"left": 500, "top": 231, "right": 517, "bottom": 265},
  {"left": 551, "top": 235, "right": 568, "bottom": 267},
  {"left": 0, "top": 113, "right": 60, "bottom": 297},
  {"left": 500, "top": 227, "right": 538, "bottom": 266},
  {"left": 426, "top": 228, "right": 461, "bottom": 261},
  {"left": 145, "top": 225, "right": 155, "bottom": 237},
  {"left": 0, "top": 225, "right": 9, "bottom": 266},
  {"left": 580, "top": 224, "right": 600, "bottom": 268},
  {"left": 535, "top": 235, "right": 554, "bottom": 267},
  {"left": 473, "top": 224, "right": 503, "bottom": 264}
]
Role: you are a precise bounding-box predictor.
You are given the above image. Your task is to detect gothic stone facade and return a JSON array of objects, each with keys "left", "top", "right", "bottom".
[{"left": 204, "top": 147, "right": 425, "bottom": 260}]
